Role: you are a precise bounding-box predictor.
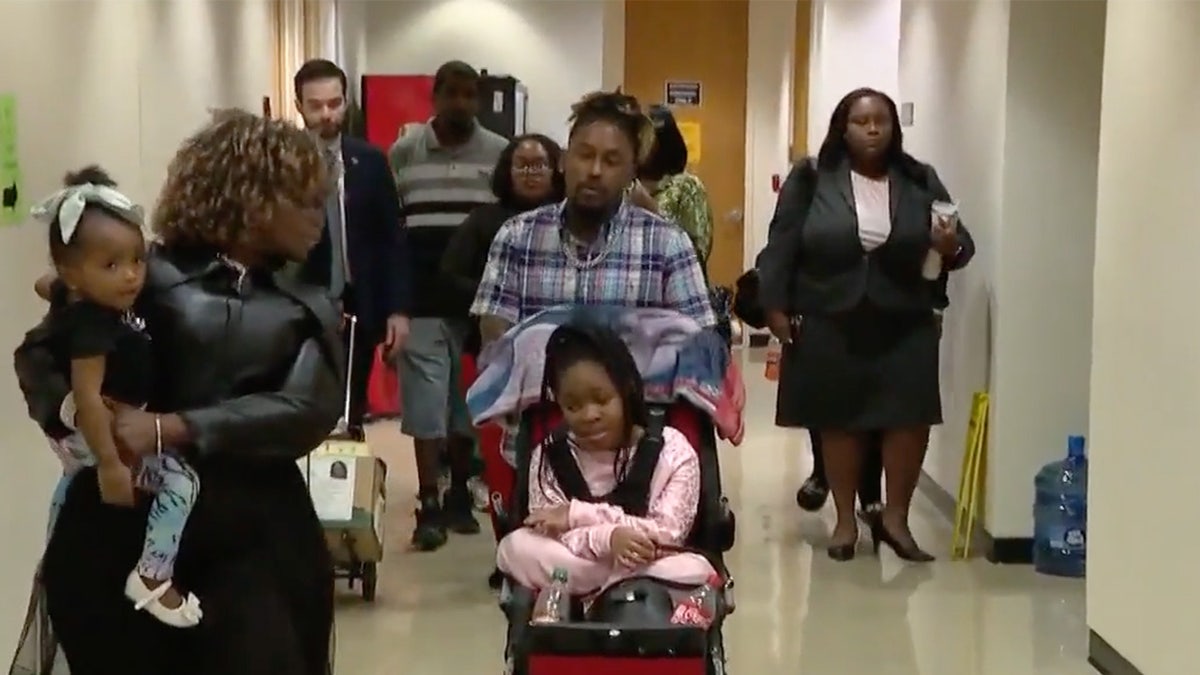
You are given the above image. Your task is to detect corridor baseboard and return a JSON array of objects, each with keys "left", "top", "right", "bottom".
[
  {"left": 986, "top": 538, "right": 1033, "bottom": 564},
  {"left": 1088, "top": 630, "right": 1143, "bottom": 675},
  {"left": 915, "top": 470, "right": 1033, "bottom": 564},
  {"left": 916, "top": 469, "right": 958, "bottom": 523}
]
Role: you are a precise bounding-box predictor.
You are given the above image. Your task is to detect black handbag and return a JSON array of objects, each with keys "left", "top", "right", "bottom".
[
  {"left": 587, "top": 577, "right": 678, "bottom": 626},
  {"left": 708, "top": 286, "right": 733, "bottom": 345}
]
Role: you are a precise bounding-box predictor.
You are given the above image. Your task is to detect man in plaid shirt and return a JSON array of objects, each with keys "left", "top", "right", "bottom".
[{"left": 471, "top": 91, "right": 715, "bottom": 343}]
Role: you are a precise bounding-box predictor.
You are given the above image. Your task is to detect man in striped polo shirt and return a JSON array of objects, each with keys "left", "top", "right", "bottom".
[{"left": 389, "top": 61, "right": 508, "bottom": 551}]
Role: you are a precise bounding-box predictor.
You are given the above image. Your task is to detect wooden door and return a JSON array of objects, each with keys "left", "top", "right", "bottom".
[
  {"left": 624, "top": 0, "right": 749, "bottom": 289},
  {"left": 792, "top": 0, "right": 813, "bottom": 160}
]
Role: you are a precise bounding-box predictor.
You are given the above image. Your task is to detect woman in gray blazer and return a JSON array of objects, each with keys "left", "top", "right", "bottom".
[{"left": 758, "top": 88, "right": 974, "bottom": 562}]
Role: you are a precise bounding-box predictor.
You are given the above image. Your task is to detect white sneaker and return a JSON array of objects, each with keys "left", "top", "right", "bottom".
[
  {"left": 124, "top": 572, "right": 203, "bottom": 628},
  {"left": 468, "top": 476, "right": 490, "bottom": 512}
]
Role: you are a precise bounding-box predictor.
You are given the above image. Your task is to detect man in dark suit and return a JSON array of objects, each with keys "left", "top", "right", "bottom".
[{"left": 294, "top": 59, "right": 411, "bottom": 439}]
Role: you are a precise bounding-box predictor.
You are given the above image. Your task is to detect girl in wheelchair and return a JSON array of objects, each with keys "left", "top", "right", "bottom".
[{"left": 496, "top": 322, "right": 715, "bottom": 595}]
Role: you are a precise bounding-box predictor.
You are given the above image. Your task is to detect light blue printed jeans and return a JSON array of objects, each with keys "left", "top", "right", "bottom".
[{"left": 47, "top": 433, "right": 200, "bottom": 581}]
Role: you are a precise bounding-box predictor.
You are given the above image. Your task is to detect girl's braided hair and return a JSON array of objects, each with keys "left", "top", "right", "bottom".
[
  {"left": 536, "top": 320, "right": 650, "bottom": 497},
  {"left": 568, "top": 90, "right": 657, "bottom": 165}
]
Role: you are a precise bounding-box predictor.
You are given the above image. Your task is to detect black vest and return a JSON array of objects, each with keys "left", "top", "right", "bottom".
[{"left": 542, "top": 408, "right": 667, "bottom": 517}]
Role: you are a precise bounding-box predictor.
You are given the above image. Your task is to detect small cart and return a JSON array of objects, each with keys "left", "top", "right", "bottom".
[
  {"left": 329, "top": 516, "right": 384, "bottom": 601},
  {"left": 305, "top": 315, "right": 389, "bottom": 602},
  {"left": 308, "top": 441, "right": 388, "bottom": 603}
]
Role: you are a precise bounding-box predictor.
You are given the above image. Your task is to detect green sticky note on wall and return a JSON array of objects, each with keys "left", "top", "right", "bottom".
[{"left": 0, "top": 94, "right": 25, "bottom": 225}]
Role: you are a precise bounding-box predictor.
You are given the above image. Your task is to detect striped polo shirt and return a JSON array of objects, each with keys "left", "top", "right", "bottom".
[{"left": 389, "top": 121, "right": 507, "bottom": 317}]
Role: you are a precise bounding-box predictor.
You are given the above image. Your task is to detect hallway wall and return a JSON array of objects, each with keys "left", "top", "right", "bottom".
[
  {"left": 989, "top": 0, "right": 1104, "bottom": 539},
  {"left": 0, "top": 0, "right": 273, "bottom": 653},
  {"left": 744, "top": 0, "right": 798, "bottom": 269},
  {"left": 806, "top": 0, "right": 902, "bottom": 153},
  {"left": 898, "top": 0, "right": 1008, "bottom": 512},
  {"left": 1087, "top": 1, "right": 1200, "bottom": 672},
  {"left": 360, "top": 0, "right": 607, "bottom": 143},
  {"left": 899, "top": 0, "right": 1104, "bottom": 540}
]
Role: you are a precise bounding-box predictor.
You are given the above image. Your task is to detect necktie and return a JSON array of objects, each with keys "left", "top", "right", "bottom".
[
  {"left": 324, "top": 146, "right": 348, "bottom": 297},
  {"left": 325, "top": 146, "right": 342, "bottom": 181}
]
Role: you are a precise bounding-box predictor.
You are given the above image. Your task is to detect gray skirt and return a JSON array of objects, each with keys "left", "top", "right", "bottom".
[{"left": 774, "top": 302, "right": 942, "bottom": 431}]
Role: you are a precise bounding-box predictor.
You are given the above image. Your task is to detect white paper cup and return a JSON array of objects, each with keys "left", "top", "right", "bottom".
[
  {"left": 924, "top": 201, "right": 958, "bottom": 280},
  {"left": 932, "top": 201, "right": 959, "bottom": 228}
]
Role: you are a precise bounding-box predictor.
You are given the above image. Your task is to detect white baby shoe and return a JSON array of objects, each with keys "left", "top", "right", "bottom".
[{"left": 124, "top": 572, "right": 203, "bottom": 628}]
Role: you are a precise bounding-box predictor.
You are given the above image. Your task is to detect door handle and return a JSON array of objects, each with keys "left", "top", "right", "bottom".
[{"left": 725, "top": 209, "right": 743, "bottom": 224}]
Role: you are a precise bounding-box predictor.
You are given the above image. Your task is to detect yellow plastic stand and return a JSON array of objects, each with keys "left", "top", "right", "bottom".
[{"left": 952, "top": 391, "right": 990, "bottom": 560}]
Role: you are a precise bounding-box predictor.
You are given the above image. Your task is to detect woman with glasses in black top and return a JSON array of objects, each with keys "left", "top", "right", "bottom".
[
  {"left": 441, "top": 133, "right": 565, "bottom": 587},
  {"left": 441, "top": 133, "right": 566, "bottom": 355}
]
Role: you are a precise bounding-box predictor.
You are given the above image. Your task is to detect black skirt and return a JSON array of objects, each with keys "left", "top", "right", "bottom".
[
  {"left": 29, "top": 461, "right": 333, "bottom": 675},
  {"left": 774, "top": 302, "right": 942, "bottom": 430}
]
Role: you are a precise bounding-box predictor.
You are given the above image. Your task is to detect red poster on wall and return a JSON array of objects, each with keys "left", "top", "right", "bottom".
[{"left": 361, "top": 74, "right": 436, "bottom": 152}]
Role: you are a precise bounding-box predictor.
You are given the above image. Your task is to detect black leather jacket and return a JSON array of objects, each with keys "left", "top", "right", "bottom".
[{"left": 14, "top": 245, "right": 344, "bottom": 461}]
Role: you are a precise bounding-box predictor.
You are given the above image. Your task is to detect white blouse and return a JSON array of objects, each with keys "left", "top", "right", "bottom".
[{"left": 851, "top": 171, "right": 891, "bottom": 251}]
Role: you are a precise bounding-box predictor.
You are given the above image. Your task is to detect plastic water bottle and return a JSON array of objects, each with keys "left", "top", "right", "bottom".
[
  {"left": 670, "top": 574, "right": 723, "bottom": 628},
  {"left": 531, "top": 567, "right": 569, "bottom": 623},
  {"left": 764, "top": 339, "right": 781, "bottom": 381},
  {"left": 1033, "top": 435, "right": 1088, "bottom": 577}
]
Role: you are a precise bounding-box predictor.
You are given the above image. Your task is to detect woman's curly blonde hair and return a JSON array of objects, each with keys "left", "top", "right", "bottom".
[
  {"left": 153, "top": 109, "right": 328, "bottom": 249},
  {"left": 568, "top": 90, "right": 657, "bottom": 165}
]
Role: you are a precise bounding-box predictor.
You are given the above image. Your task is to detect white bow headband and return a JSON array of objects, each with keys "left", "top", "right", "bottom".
[{"left": 30, "top": 183, "right": 145, "bottom": 244}]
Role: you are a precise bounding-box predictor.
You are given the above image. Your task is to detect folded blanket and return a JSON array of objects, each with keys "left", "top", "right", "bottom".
[{"left": 466, "top": 306, "right": 745, "bottom": 444}]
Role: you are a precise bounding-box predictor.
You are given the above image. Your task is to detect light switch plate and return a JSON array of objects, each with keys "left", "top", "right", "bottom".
[{"left": 900, "top": 102, "right": 915, "bottom": 127}]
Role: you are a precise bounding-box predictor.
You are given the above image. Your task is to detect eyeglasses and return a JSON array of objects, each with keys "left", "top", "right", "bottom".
[{"left": 513, "top": 164, "right": 551, "bottom": 176}]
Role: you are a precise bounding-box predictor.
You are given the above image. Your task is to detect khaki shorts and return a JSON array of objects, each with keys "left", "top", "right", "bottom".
[{"left": 397, "top": 318, "right": 474, "bottom": 439}]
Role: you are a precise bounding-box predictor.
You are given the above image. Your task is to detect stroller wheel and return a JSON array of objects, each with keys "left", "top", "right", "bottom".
[{"left": 795, "top": 476, "right": 829, "bottom": 512}]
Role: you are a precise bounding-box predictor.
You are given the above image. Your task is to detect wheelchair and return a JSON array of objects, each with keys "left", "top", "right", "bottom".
[{"left": 487, "top": 398, "right": 738, "bottom": 675}]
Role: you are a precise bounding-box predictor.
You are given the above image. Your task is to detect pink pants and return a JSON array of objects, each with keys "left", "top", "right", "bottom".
[{"left": 497, "top": 528, "right": 715, "bottom": 595}]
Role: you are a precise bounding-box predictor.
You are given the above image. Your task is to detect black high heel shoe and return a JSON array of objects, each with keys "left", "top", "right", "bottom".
[
  {"left": 796, "top": 476, "right": 829, "bottom": 512},
  {"left": 857, "top": 502, "right": 883, "bottom": 528},
  {"left": 826, "top": 526, "right": 860, "bottom": 561},
  {"left": 870, "top": 519, "right": 936, "bottom": 562},
  {"left": 827, "top": 542, "right": 857, "bottom": 561},
  {"left": 859, "top": 506, "right": 883, "bottom": 554}
]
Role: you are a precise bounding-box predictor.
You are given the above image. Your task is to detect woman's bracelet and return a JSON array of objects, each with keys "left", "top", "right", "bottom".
[{"left": 154, "top": 414, "right": 163, "bottom": 457}]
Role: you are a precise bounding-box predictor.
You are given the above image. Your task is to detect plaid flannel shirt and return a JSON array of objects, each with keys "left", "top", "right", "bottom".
[{"left": 470, "top": 199, "right": 716, "bottom": 328}]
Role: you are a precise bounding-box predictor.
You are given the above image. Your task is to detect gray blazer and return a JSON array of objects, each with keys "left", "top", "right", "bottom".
[{"left": 758, "top": 158, "right": 974, "bottom": 315}]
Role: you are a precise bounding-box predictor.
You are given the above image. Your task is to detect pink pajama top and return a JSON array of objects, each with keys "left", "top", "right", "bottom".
[{"left": 524, "top": 426, "right": 716, "bottom": 586}]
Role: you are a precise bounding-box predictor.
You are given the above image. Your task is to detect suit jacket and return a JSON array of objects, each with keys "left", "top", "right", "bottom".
[
  {"left": 299, "top": 135, "right": 411, "bottom": 335},
  {"left": 758, "top": 158, "right": 975, "bottom": 315}
]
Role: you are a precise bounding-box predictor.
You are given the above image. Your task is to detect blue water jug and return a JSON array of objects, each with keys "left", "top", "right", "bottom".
[{"left": 1033, "top": 435, "right": 1088, "bottom": 577}]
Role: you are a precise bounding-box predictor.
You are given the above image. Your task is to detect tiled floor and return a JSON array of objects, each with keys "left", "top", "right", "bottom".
[{"left": 334, "top": 350, "right": 1092, "bottom": 675}]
